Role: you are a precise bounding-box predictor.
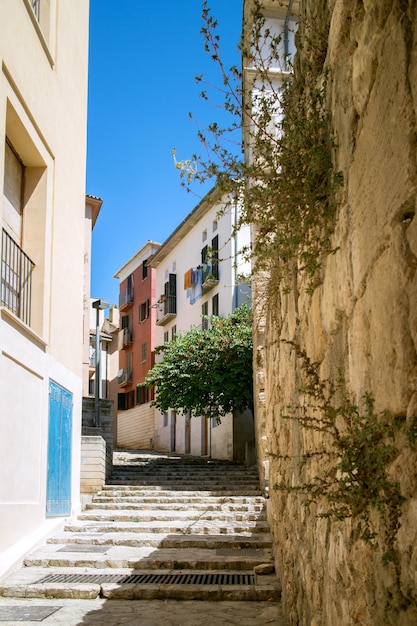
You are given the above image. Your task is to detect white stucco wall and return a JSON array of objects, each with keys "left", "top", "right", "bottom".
[
  {"left": 150, "top": 190, "right": 251, "bottom": 459},
  {"left": 0, "top": 0, "right": 89, "bottom": 577}
]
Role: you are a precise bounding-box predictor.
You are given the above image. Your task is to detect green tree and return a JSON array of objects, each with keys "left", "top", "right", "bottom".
[{"left": 143, "top": 304, "right": 253, "bottom": 420}]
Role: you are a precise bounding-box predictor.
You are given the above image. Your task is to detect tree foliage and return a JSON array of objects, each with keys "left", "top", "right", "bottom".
[{"left": 143, "top": 304, "right": 253, "bottom": 420}]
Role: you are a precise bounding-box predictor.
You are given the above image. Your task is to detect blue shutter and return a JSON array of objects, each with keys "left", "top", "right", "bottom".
[{"left": 46, "top": 380, "right": 73, "bottom": 516}]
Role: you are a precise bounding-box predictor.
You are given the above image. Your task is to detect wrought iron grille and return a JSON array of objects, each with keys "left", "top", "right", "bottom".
[
  {"left": 1, "top": 229, "right": 35, "bottom": 326},
  {"left": 36, "top": 572, "right": 256, "bottom": 585}
]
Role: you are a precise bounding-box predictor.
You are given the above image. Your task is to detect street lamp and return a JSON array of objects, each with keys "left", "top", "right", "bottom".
[{"left": 92, "top": 299, "right": 109, "bottom": 427}]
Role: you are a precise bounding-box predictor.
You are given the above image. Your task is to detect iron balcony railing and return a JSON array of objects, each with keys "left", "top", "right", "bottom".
[
  {"left": 118, "top": 368, "right": 133, "bottom": 386},
  {"left": 1, "top": 229, "right": 35, "bottom": 326},
  {"left": 202, "top": 262, "right": 219, "bottom": 282},
  {"left": 156, "top": 295, "right": 177, "bottom": 326},
  {"left": 119, "top": 287, "right": 134, "bottom": 309},
  {"left": 121, "top": 327, "right": 133, "bottom": 347}
]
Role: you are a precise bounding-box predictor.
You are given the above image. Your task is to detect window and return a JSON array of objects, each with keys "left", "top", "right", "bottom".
[
  {"left": 118, "top": 393, "right": 127, "bottom": 411},
  {"left": 2, "top": 139, "right": 36, "bottom": 326},
  {"left": 31, "top": 0, "right": 40, "bottom": 21},
  {"left": 128, "top": 390, "right": 135, "bottom": 408},
  {"left": 163, "top": 274, "right": 177, "bottom": 314},
  {"left": 171, "top": 325, "right": 177, "bottom": 340},
  {"left": 213, "top": 219, "right": 218, "bottom": 232},
  {"left": 202, "top": 301, "right": 209, "bottom": 330},
  {"left": 202, "top": 229, "right": 207, "bottom": 242},
  {"left": 201, "top": 244, "right": 208, "bottom": 265},
  {"left": 28, "top": 0, "right": 52, "bottom": 40},
  {"left": 212, "top": 293, "right": 219, "bottom": 316},
  {"left": 164, "top": 331, "right": 169, "bottom": 344},
  {"left": 141, "top": 342, "right": 147, "bottom": 362},
  {"left": 136, "top": 385, "right": 149, "bottom": 405},
  {"left": 120, "top": 274, "right": 134, "bottom": 308},
  {"left": 3, "top": 140, "right": 23, "bottom": 244},
  {"left": 139, "top": 299, "right": 150, "bottom": 322},
  {"left": 211, "top": 235, "right": 219, "bottom": 279},
  {"left": 142, "top": 259, "right": 148, "bottom": 280},
  {"left": 2, "top": 103, "right": 48, "bottom": 334}
]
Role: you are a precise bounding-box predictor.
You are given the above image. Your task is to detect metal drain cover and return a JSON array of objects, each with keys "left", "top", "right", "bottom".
[
  {"left": 57, "top": 545, "right": 109, "bottom": 553},
  {"left": 0, "top": 606, "right": 61, "bottom": 621},
  {"left": 36, "top": 572, "right": 255, "bottom": 586}
]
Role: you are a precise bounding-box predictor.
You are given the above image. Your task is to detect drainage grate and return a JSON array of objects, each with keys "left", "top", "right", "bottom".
[
  {"left": 36, "top": 572, "right": 255, "bottom": 586},
  {"left": 216, "top": 548, "right": 263, "bottom": 557},
  {"left": 57, "top": 545, "right": 109, "bottom": 553},
  {"left": 0, "top": 606, "right": 61, "bottom": 622}
]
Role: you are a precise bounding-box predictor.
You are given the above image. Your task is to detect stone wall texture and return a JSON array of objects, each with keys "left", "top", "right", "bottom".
[{"left": 254, "top": 1, "right": 417, "bottom": 624}]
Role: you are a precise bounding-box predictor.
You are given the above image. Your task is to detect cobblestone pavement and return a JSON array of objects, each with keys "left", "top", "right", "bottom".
[{"left": 0, "top": 598, "right": 287, "bottom": 625}]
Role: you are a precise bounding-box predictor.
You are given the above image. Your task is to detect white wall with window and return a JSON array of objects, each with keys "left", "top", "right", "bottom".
[{"left": 150, "top": 187, "right": 252, "bottom": 460}]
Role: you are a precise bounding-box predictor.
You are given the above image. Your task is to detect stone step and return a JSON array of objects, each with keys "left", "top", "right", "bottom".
[
  {"left": 0, "top": 452, "right": 279, "bottom": 605},
  {"left": 101, "top": 486, "right": 262, "bottom": 495},
  {"left": 111, "top": 467, "right": 259, "bottom": 484},
  {"left": 93, "top": 494, "right": 265, "bottom": 504},
  {"left": 0, "top": 566, "right": 279, "bottom": 602},
  {"left": 84, "top": 501, "right": 265, "bottom": 513},
  {"left": 110, "top": 465, "right": 259, "bottom": 473},
  {"left": 24, "top": 544, "right": 273, "bottom": 571},
  {"left": 109, "top": 472, "right": 260, "bottom": 480},
  {"left": 77, "top": 510, "right": 267, "bottom": 523},
  {"left": 64, "top": 520, "right": 271, "bottom": 535},
  {"left": 47, "top": 532, "right": 273, "bottom": 550}
]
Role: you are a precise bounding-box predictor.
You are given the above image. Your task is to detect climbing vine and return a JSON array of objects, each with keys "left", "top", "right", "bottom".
[
  {"left": 273, "top": 342, "right": 407, "bottom": 564},
  {"left": 174, "top": 0, "right": 342, "bottom": 293}
]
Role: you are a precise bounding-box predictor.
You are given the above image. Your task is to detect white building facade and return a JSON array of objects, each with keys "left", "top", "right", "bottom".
[
  {"left": 0, "top": 0, "right": 90, "bottom": 576},
  {"left": 150, "top": 187, "right": 253, "bottom": 461}
]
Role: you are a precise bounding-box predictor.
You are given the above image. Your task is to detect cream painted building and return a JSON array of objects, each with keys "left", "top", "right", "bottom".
[
  {"left": 150, "top": 187, "right": 253, "bottom": 461},
  {"left": 0, "top": 0, "right": 90, "bottom": 577}
]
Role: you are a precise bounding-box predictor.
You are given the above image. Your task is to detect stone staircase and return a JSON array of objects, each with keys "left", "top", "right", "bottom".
[{"left": 0, "top": 452, "right": 279, "bottom": 602}]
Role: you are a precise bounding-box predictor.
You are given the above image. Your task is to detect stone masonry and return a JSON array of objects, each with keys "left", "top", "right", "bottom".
[{"left": 253, "top": 1, "right": 417, "bottom": 624}]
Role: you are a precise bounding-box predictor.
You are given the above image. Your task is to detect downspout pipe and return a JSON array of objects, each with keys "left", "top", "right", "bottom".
[
  {"left": 233, "top": 199, "right": 239, "bottom": 310},
  {"left": 284, "top": 0, "right": 295, "bottom": 71}
]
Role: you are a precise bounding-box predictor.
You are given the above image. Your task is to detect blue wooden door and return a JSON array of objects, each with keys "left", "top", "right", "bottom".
[{"left": 46, "top": 380, "right": 72, "bottom": 516}]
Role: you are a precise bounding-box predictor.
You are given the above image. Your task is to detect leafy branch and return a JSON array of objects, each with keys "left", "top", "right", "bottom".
[{"left": 174, "top": 0, "right": 342, "bottom": 293}]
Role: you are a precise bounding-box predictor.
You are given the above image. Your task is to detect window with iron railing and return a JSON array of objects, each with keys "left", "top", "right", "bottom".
[{"left": 1, "top": 228, "right": 35, "bottom": 326}]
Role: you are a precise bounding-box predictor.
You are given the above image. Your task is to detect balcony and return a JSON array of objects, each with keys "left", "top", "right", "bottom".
[
  {"left": 202, "top": 264, "right": 219, "bottom": 294},
  {"left": 119, "top": 287, "right": 134, "bottom": 311},
  {"left": 1, "top": 229, "right": 35, "bottom": 326},
  {"left": 118, "top": 368, "right": 132, "bottom": 387},
  {"left": 156, "top": 295, "right": 177, "bottom": 326},
  {"left": 120, "top": 327, "right": 133, "bottom": 348}
]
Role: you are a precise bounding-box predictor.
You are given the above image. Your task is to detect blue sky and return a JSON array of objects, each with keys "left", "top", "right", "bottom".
[{"left": 87, "top": 1, "right": 243, "bottom": 306}]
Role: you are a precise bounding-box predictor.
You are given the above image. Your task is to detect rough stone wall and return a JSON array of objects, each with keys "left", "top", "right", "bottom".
[{"left": 254, "top": 1, "right": 417, "bottom": 624}]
